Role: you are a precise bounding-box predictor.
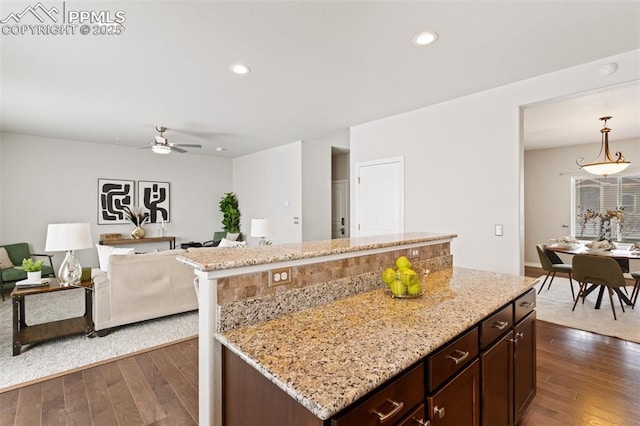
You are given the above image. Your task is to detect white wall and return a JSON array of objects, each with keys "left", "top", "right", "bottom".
[
  {"left": 524, "top": 138, "right": 640, "bottom": 266},
  {"left": 302, "top": 129, "right": 350, "bottom": 241},
  {"left": 0, "top": 133, "right": 232, "bottom": 270},
  {"left": 350, "top": 49, "right": 640, "bottom": 275},
  {"left": 233, "top": 141, "right": 303, "bottom": 244}
]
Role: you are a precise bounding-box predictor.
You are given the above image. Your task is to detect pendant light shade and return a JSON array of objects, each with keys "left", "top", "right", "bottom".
[{"left": 577, "top": 116, "right": 630, "bottom": 177}]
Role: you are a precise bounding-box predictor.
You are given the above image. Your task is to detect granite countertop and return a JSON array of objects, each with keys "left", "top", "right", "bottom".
[
  {"left": 217, "top": 267, "right": 538, "bottom": 420},
  {"left": 177, "top": 232, "right": 456, "bottom": 271}
]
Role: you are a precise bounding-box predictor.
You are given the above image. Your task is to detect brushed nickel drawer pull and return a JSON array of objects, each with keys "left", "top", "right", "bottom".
[
  {"left": 492, "top": 320, "right": 509, "bottom": 330},
  {"left": 520, "top": 301, "right": 534, "bottom": 308},
  {"left": 446, "top": 349, "right": 469, "bottom": 365},
  {"left": 370, "top": 399, "right": 404, "bottom": 423},
  {"left": 433, "top": 405, "right": 446, "bottom": 419},
  {"left": 415, "top": 419, "right": 430, "bottom": 425}
]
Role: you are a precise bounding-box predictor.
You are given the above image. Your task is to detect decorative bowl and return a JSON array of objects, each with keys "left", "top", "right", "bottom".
[{"left": 383, "top": 266, "right": 428, "bottom": 299}]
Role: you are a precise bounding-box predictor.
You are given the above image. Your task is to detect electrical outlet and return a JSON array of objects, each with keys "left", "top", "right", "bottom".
[
  {"left": 269, "top": 267, "right": 292, "bottom": 286},
  {"left": 407, "top": 248, "right": 420, "bottom": 259}
]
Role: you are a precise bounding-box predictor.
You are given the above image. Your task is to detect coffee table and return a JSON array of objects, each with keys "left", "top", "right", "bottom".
[{"left": 11, "top": 278, "right": 93, "bottom": 356}]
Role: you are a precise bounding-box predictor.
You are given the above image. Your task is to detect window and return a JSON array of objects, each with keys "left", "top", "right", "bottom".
[{"left": 572, "top": 175, "right": 640, "bottom": 241}]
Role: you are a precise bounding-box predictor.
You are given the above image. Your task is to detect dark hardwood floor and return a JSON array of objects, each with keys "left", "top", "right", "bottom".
[
  {"left": 1, "top": 314, "right": 639, "bottom": 425},
  {"left": 0, "top": 339, "right": 198, "bottom": 426}
]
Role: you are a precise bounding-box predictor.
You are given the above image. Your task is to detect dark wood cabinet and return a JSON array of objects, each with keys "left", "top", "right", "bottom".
[
  {"left": 480, "top": 331, "right": 514, "bottom": 426},
  {"left": 428, "top": 360, "right": 480, "bottom": 426},
  {"left": 331, "top": 364, "right": 424, "bottom": 426},
  {"left": 480, "top": 288, "right": 536, "bottom": 426},
  {"left": 397, "top": 403, "right": 428, "bottom": 426},
  {"left": 514, "top": 311, "right": 536, "bottom": 424}
]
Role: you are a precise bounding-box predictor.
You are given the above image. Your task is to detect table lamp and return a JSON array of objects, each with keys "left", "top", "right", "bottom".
[
  {"left": 250, "top": 218, "right": 272, "bottom": 246},
  {"left": 45, "top": 222, "right": 93, "bottom": 286}
]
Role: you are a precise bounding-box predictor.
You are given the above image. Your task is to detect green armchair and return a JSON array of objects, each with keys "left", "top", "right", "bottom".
[{"left": 0, "top": 242, "right": 56, "bottom": 300}]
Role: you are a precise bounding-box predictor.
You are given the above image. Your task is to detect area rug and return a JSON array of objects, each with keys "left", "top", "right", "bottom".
[
  {"left": 534, "top": 276, "right": 640, "bottom": 343},
  {"left": 0, "top": 288, "right": 198, "bottom": 391}
]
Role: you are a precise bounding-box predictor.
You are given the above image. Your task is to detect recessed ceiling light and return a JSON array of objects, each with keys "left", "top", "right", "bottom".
[
  {"left": 216, "top": 147, "right": 227, "bottom": 152},
  {"left": 230, "top": 64, "right": 251, "bottom": 75},
  {"left": 413, "top": 31, "right": 438, "bottom": 46}
]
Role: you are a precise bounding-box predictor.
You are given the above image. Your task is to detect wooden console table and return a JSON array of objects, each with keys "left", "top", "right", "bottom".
[{"left": 99, "top": 236, "right": 176, "bottom": 250}]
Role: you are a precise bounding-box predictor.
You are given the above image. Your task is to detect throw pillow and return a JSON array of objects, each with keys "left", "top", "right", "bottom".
[
  {"left": 96, "top": 244, "right": 135, "bottom": 271},
  {"left": 0, "top": 247, "right": 14, "bottom": 270},
  {"left": 218, "top": 238, "right": 246, "bottom": 248}
]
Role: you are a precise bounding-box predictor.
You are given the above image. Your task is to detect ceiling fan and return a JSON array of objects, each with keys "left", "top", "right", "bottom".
[{"left": 139, "top": 126, "right": 202, "bottom": 154}]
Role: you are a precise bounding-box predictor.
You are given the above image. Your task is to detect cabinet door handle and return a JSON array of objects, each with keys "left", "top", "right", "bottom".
[
  {"left": 509, "top": 332, "right": 525, "bottom": 343},
  {"left": 492, "top": 320, "right": 509, "bottom": 330},
  {"left": 446, "top": 349, "right": 469, "bottom": 365},
  {"left": 433, "top": 405, "right": 446, "bottom": 419},
  {"left": 370, "top": 399, "right": 404, "bottom": 423},
  {"left": 520, "top": 301, "right": 534, "bottom": 308},
  {"left": 414, "top": 419, "right": 430, "bottom": 426}
]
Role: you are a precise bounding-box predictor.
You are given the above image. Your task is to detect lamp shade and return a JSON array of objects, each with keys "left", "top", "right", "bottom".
[
  {"left": 45, "top": 223, "right": 93, "bottom": 252},
  {"left": 250, "top": 218, "right": 272, "bottom": 238}
]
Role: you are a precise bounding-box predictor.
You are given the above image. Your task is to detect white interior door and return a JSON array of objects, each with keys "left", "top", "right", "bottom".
[
  {"left": 332, "top": 180, "right": 349, "bottom": 239},
  {"left": 355, "top": 157, "right": 404, "bottom": 237}
]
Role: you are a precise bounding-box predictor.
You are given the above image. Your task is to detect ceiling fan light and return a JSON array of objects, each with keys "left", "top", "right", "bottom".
[{"left": 152, "top": 145, "right": 171, "bottom": 154}]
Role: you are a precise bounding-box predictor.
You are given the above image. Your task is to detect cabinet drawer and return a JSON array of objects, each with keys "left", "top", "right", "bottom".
[
  {"left": 331, "top": 363, "right": 424, "bottom": 426},
  {"left": 397, "top": 403, "right": 427, "bottom": 426},
  {"left": 480, "top": 304, "right": 513, "bottom": 349},
  {"left": 427, "top": 327, "right": 478, "bottom": 392},
  {"left": 514, "top": 289, "right": 536, "bottom": 324}
]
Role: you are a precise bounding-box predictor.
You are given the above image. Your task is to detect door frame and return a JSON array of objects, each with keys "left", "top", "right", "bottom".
[{"left": 331, "top": 179, "right": 350, "bottom": 239}]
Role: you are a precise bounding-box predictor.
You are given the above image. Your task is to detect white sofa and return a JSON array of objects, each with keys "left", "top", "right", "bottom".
[{"left": 92, "top": 248, "right": 198, "bottom": 335}]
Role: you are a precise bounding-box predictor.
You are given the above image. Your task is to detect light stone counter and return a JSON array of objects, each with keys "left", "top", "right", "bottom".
[
  {"left": 177, "top": 232, "right": 456, "bottom": 271},
  {"left": 217, "top": 267, "right": 537, "bottom": 420}
]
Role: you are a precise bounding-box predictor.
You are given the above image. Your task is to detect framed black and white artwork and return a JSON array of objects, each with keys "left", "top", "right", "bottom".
[
  {"left": 138, "top": 181, "right": 170, "bottom": 223},
  {"left": 98, "top": 179, "right": 135, "bottom": 224}
]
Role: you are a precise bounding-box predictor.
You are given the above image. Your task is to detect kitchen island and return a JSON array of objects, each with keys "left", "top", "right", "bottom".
[{"left": 177, "top": 232, "right": 536, "bottom": 425}]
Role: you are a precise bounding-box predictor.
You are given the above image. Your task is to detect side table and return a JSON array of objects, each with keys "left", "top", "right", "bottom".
[{"left": 11, "top": 278, "right": 93, "bottom": 356}]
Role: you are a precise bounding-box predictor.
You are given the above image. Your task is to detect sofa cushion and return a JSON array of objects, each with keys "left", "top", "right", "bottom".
[
  {"left": 0, "top": 247, "right": 14, "bottom": 270},
  {"left": 218, "top": 238, "right": 246, "bottom": 248},
  {"left": 96, "top": 244, "right": 135, "bottom": 272}
]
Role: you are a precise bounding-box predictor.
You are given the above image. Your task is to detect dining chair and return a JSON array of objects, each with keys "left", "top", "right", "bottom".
[
  {"left": 630, "top": 271, "right": 640, "bottom": 309},
  {"left": 536, "top": 244, "right": 575, "bottom": 301},
  {"left": 572, "top": 254, "right": 627, "bottom": 320}
]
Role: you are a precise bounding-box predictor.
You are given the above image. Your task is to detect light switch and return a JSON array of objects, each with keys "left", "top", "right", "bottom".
[{"left": 495, "top": 224, "right": 503, "bottom": 236}]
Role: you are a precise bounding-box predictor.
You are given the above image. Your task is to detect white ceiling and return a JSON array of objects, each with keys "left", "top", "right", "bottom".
[{"left": 1, "top": 1, "right": 639, "bottom": 157}]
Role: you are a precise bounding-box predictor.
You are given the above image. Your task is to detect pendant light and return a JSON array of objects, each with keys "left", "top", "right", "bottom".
[{"left": 576, "top": 116, "right": 630, "bottom": 177}]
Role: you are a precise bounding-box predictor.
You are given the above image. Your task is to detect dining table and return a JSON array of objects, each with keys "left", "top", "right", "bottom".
[{"left": 546, "top": 243, "right": 640, "bottom": 309}]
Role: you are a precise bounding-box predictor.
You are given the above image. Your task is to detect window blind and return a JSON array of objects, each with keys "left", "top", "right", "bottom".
[{"left": 572, "top": 175, "right": 640, "bottom": 241}]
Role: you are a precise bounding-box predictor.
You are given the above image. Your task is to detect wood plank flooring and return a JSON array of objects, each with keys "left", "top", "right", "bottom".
[
  {"left": 0, "top": 339, "right": 198, "bottom": 426},
  {"left": 1, "top": 322, "right": 639, "bottom": 425}
]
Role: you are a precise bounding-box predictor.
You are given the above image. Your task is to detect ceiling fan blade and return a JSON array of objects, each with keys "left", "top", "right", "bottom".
[
  {"left": 137, "top": 144, "right": 153, "bottom": 149},
  {"left": 172, "top": 144, "right": 202, "bottom": 148},
  {"left": 171, "top": 146, "right": 188, "bottom": 153}
]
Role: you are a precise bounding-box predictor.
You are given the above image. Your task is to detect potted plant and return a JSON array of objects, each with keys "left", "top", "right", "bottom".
[
  {"left": 18, "top": 258, "right": 44, "bottom": 282},
  {"left": 219, "top": 192, "right": 241, "bottom": 237}
]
